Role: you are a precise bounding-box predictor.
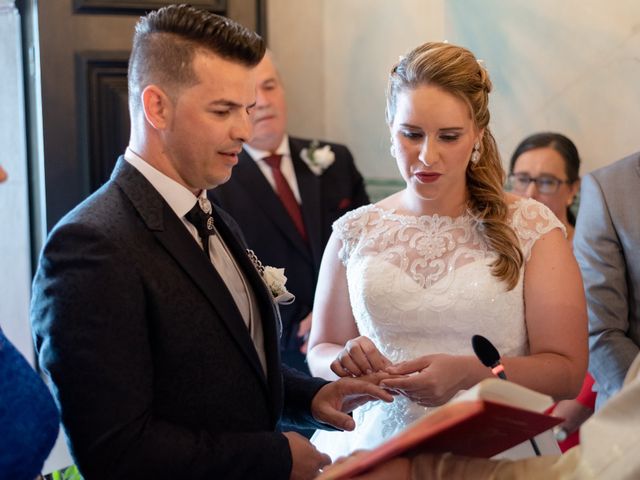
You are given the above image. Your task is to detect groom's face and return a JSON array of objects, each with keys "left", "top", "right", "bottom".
[{"left": 160, "top": 51, "right": 257, "bottom": 193}]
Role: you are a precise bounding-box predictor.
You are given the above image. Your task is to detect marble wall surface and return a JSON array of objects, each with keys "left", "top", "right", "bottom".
[
  {"left": 0, "top": 2, "right": 34, "bottom": 364},
  {"left": 269, "top": 0, "right": 640, "bottom": 180},
  {"left": 446, "top": 0, "right": 640, "bottom": 175}
]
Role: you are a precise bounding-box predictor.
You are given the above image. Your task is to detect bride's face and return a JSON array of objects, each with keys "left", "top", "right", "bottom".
[{"left": 390, "top": 84, "right": 480, "bottom": 216}]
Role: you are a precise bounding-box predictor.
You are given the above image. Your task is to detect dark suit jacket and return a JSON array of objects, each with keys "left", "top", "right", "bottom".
[
  {"left": 30, "top": 158, "right": 329, "bottom": 480},
  {"left": 210, "top": 137, "right": 369, "bottom": 370}
]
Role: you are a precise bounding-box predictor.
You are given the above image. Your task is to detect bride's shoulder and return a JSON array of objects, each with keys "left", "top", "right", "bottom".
[
  {"left": 504, "top": 194, "right": 566, "bottom": 245},
  {"left": 333, "top": 203, "right": 398, "bottom": 243},
  {"left": 505, "top": 194, "right": 557, "bottom": 222},
  {"left": 332, "top": 204, "right": 376, "bottom": 236}
]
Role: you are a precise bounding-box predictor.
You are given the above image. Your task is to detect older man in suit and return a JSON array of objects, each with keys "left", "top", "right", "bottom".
[
  {"left": 30, "top": 6, "right": 391, "bottom": 480},
  {"left": 574, "top": 152, "right": 640, "bottom": 409},
  {"left": 211, "top": 51, "right": 369, "bottom": 375}
]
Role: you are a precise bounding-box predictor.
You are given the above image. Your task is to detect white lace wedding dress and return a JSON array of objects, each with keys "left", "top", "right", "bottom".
[{"left": 311, "top": 198, "right": 565, "bottom": 460}]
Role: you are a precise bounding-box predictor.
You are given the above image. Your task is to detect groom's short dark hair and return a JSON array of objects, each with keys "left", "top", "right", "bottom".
[{"left": 127, "top": 3, "right": 265, "bottom": 113}]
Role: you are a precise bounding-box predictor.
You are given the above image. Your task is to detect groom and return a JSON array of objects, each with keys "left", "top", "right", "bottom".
[{"left": 30, "top": 5, "right": 391, "bottom": 480}]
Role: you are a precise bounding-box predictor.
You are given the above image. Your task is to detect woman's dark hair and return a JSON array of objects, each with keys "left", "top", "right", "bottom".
[{"left": 510, "top": 132, "right": 581, "bottom": 225}]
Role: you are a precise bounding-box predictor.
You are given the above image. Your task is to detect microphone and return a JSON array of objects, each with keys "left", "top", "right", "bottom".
[
  {"left": 471, "top": 334, "right": 541, "bottom": 457},
  {"left": 472, "top": 334, "right": 507, "bottom": 380}
]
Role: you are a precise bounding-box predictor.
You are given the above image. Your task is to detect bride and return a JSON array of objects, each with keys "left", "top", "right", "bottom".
[{"left": 306, "top": 41, "right": 587, "bottom": 460}]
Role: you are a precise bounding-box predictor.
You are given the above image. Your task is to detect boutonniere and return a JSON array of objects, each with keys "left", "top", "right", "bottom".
[
  {"left": 246, "top": 249, "right": 295, "bottom": 305},
  {"left": 300, "top": 140, "right": 335, "bottom": 175}
]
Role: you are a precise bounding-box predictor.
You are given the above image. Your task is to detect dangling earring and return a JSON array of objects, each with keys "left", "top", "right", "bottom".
[
  {"left": 471, "top": 142, "right": 481, "bottom": 164},
  {"left": 390, "top": 138, "right": 396, "bottom": 158}
]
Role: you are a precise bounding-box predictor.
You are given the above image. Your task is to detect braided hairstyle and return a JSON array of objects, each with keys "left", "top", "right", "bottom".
[{"left": 386, "top": 42, "right": 523, "bottom": 290}]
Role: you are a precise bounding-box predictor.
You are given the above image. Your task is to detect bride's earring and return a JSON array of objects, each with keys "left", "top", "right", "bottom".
[
  {"left": 471, "top": 142, "right": 481, "bottom": 164},
  {"left": 390, "top": 138, "right": 396, "bottom": 158}
]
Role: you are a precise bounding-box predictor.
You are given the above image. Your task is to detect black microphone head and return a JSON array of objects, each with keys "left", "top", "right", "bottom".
[{"left": 472, "top": 334, "right": 501, "bottom": 368}]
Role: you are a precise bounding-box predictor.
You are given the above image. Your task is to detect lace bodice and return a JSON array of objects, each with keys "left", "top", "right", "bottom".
[{"left": 316, "top": 198, "right": 565, "bottom": 443}]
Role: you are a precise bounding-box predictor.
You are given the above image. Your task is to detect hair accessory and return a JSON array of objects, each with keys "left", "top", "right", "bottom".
[{"left": 471, "top": 142, "right": 481, "bottom": 164}]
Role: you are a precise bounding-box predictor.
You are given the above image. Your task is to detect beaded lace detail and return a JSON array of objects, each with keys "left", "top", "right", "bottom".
[{"left": 328, "top": 198, "right": 565, "bottom": 440}]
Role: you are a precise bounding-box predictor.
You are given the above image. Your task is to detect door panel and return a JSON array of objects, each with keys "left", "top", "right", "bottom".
[{"left": 38, "top": 0, "right": 262, "bottom": 229}]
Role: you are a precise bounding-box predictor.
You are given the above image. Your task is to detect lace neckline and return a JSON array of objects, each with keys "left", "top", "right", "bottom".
[
  {"left": 367, "top": 198, "right": 533, "bottom": 224},
  {"left": 367, "top": 204, "right": 473, "bottom": 225}
]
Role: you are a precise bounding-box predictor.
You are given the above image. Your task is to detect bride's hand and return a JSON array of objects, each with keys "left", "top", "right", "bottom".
[
  {"left": 331, "top": 336, "right": 393, "bottom": 377},
  {"left": 381, "top": 354, "right": 471, "bottom": 406}
]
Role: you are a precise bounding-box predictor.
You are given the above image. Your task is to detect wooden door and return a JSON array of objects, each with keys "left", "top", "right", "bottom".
[{"left": 37, "top": 0, "right": 263, "bottom": 229}]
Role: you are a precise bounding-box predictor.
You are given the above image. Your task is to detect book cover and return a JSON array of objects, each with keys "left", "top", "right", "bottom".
[{"left": 318, "top": 379, "right": 563, "bottom": 480}]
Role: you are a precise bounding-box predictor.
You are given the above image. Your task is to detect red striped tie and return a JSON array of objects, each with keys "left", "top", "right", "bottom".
[{"left": 263, "top": 154, "right": 308, "bottom": 242}]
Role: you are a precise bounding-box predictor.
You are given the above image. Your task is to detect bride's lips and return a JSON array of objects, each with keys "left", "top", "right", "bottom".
[{"left": 415, "top": 171, "right": 442, "bottom": 183}]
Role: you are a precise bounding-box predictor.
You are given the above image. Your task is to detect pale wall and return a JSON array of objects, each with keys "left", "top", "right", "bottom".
[
  {"left": 0, "top": 2, "right": 34, "bottom": 363},
  {"left": 268, "top": 0, "right": 640, "bottom": 180}
]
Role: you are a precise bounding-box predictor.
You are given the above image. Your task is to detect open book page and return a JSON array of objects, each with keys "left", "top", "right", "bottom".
[
  {"left": 452, "top": 377, "right": 554, "bottom": 412},
  {"left": 318, "top": 379, "right": 561, "bottom": 480}
]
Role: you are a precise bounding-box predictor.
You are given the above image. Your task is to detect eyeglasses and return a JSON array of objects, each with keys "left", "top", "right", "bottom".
[{"left": 507, "top": 173, "right": 572, "bottom": 194}]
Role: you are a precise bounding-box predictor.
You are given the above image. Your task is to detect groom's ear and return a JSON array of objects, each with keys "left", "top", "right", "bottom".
[{"left": 142, "top": 84, "right": 173, "bottom": 130}]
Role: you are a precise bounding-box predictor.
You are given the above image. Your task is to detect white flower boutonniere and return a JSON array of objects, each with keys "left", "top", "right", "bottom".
[
  {"left": 300, "top": 140, "right": 335, "bottom": 175},
  {"left": 263, "top": 266, "right": 295, "bottom": 305},
  {"left": 246, "top": 249, "right": 295, "bottom": 305}
]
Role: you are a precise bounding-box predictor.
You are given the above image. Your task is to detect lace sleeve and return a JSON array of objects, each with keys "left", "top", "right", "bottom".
[
  {"left": 509, "top": 198, "right": 567, "bottom": 261},
  {"left": 332, "top": 205, "right": 373, "bottom": 265}
]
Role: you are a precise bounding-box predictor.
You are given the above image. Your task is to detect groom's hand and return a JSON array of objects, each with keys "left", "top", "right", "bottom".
[
  {"left": 311, "top": 375, "right": 394, "bottom": 431},
  {"left": 284, "top": 431, "right": 331, "bottom": 480}
]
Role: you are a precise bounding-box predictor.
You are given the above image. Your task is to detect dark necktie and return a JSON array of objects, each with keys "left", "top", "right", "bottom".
[
  {"left": 185, "top": 198, "right": 215, "bottom": 257},
  {"left": 263, "top": 153, "right": 308, "bottom": 242}
]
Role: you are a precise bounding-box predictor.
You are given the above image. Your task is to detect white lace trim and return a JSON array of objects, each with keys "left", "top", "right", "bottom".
[
  {"left": 318, "top": 198, "right": 565, "bottom": 446},
  {"left": 334, "top": 198, "right": 565, "bottom": 287}
]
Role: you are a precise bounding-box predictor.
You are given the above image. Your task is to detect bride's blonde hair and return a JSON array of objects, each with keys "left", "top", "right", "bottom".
[{"left": 386, "top": 42, "right": 523, "bottom": 290}]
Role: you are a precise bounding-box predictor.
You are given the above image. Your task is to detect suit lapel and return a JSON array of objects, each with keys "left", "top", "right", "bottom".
[
  {"left": 290, "top": 138, "right": 324, "bottom": 268},
  {"left": 234, "top": 150, "right": 312, "bottom": 260},
  {"left": 211, "top": 208, "right": 284, "bottom": 418},
  {"left": 112, "top": 158, "right": 268, "bottom": 386}
]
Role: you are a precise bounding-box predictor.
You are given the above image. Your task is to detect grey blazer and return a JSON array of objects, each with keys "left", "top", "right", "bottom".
[{"left": 574, "top": 152, "right": 640, "bottom": 408}]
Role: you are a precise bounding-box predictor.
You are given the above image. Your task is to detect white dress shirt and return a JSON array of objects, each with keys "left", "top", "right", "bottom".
[
  {"left": 124, "top": 148, "right": 267, "bottom": 374},
  {"left": 243, "top": 134, "right": 302, "bottom": 203}
]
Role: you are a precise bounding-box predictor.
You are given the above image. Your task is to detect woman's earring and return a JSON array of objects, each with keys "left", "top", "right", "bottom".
[
  {"left": 390, "top": 139, "right": 396, "bottom": 158},
  {"left": 471, "top": 142, "right": 481, "bottom": 164}
]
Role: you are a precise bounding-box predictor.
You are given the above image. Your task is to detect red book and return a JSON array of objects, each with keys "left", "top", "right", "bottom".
[{"left": 318, "top": 379, "right": 563, "bottom": 480}]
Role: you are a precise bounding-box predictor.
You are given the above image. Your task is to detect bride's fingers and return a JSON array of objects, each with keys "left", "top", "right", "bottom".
[
  {"left": 330, "top": 359, "right": 352, "bottom": 377},
  {"left": 348, "top": 338, "right": 391, "bottom": 373},
  {"left": 386, "top": 356, "right": 432, "bottom": 375},
  {"left": 344, "top": 341, "right": 376, "bottom": 375},
  {"left": 378, "top": 375, "right": 427, "bottom": 393},
  {"left": 337, "top": 351, "right": 366, "bottom": 376},
  {"left": 355, "top": 337, "right": 391, "bottom": 372},
  {"left": 366, "top": 348, "right": 393, "bottom": 373}
]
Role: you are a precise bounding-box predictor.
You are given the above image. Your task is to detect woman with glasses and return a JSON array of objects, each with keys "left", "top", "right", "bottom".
[
  {"left": 508, "top": 133, "right": 581, "bottom": 242},
  {"left": 509, "top": 133, "right": 595, "bottom": 452}
]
